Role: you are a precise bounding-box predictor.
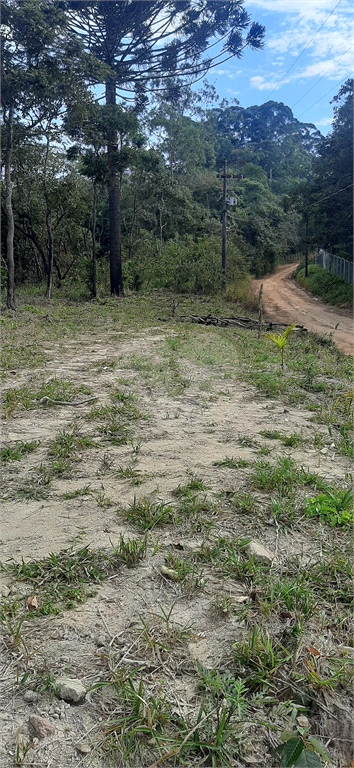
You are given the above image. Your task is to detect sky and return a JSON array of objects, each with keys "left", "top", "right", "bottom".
[{"left": 202, "top": 0, "right": 353, "bottom": 135}]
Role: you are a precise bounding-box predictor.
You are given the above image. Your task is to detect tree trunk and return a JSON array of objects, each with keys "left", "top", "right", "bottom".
[
  {"left": 106, "top": 76, "right": 123, "bottom": 295},
  {"left": 5, "top": 106, "right": 15, "bottom": 310},
  {"left": 42, "top": 137, "right": 54, "bottom": 298},
  {"left": 92, "top": 179, "right": 97, "bottom": 298}
]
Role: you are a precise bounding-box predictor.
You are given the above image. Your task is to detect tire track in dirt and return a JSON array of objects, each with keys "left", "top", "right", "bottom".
[{"left": 252, "top": 263, "right": 353, "bottom": 356}]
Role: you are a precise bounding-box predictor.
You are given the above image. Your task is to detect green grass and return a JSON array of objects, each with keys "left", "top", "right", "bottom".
[
  {"left": 3, "top": 378, "right": 93, "bottom": 416},
  {"left": 294, "top": 263, "right": 353, "bottom": 307},
  {"left": 303, "top": 487, "right": 353, "bottom": 529},
  {"left": 1, "top": 440, "right": 39, "bottom": 463},
  {"left": 121, "top": 496, "right": 174, "bottom": 531}
]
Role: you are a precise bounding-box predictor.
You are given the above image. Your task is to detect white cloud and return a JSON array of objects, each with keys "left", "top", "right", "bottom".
[
  {"left": 250, "top": 75, "right": 286, "bottom": 90},
  {"left": 316, "top": 116, "right": 334, "bottom": 125}
]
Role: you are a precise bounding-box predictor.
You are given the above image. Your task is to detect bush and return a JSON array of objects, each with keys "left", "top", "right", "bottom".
[{"left": 294, "top": 263, "right": 352, "bottom": 307}]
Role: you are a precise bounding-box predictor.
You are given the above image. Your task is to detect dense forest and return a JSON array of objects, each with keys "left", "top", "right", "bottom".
[{"left": 1, "top": 0, "right": 353, "bottom": 308}]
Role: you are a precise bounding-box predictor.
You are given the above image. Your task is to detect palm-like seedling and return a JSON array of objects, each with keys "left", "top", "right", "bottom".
[{"left": 264, "top": 324, "right": 296, "bottom": 369}]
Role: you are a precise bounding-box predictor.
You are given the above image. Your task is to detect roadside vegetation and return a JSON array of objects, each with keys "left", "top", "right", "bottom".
[{"left": 294, "top": 263, "right": 353, "bottom": 307}]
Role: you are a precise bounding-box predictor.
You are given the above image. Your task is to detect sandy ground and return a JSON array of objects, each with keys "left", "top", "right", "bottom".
[
  {"left": 252, "top": 263, "right": 353, "bottom": 356},
  {"left": 0, "top": 314, "right": 352, "bottom": 766}
]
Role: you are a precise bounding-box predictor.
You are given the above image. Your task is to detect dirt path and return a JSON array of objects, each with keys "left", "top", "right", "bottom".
[{"left": 252, "top": 263, "right": 353, "bottom": 356}]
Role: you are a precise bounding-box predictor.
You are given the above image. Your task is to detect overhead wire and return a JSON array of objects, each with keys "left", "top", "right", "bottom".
[
  {"left": 266, "top": 0, "right": 343, "bottom": 100},
  {"left": 290, "top": 44, "right": 353, "bottom": 109},
  {"left": 297, "top": 72, "right": 353, "bottom": 117}
]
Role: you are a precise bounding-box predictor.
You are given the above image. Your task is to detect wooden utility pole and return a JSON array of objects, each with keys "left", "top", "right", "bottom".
[
  {"left": 221, "top": 159, "right": 227, "bottom": 292},
  {"left": 258, "top": 283, "right": 263, "bottom": 339},
  {"left": 304, "top": 214, "right": 309, "bottom": 278}
]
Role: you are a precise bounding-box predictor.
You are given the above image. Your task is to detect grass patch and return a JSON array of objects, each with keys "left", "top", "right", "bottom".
[
  {"left": 253, "top": 457, "right": 326, "bottom": 496},
  {"left": 294, "top": 263, "right": 353, "bottom": 307},
  {"left": 48, "top": 425, "right": 95, "bottom": 475},
  {"left": 2, "top": 541, "right": 147, "bottom": 619},
  {"left": 3, "top": 379, "right": 93, "bottom": 416},
  {"left": 303, "top": 487, "right": 353, "bottom": 529},
  {"left": 213, "top": 456, "right": 251, "bottom": 468},
  {"left": 1, "top": 440, "right": 39, "bottom": 463},
  {"left": 122, "top": 496, "right": 174, "bottom": 531}
]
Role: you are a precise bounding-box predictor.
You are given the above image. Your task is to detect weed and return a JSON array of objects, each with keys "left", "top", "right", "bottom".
[
  {"left": 274, "top": 723, "right": 331, "bottom": 767},
  {"left": 213, "top": 456, "right": 251, "bottom": 468},
  {"left": 230, "top": 492, "right": 257, "bottom": 514},
  {"left": 48, "top": 425, "right": 94, "bottom": 475},
  {"left": 259, "top": 430, "right": 282, "bottom": 440},
  {"left": 164, "top": 552, "right": 206, "bottom": 596},
  {"left": 233, "top": 626, "right": 291, "bottom": 689},
  {"left": 253, "top": 457, "right": 325, "bottom": 496},
  {"left": 303, "top": 488, "right": 353, "bottom": 529},
  {"left": 7, "top": 547, "right": 118, "bottom": 615},
  {"left": 17, "top": 463, "right": 52, "bottom": 500},
  {"left": 62, "top": 485, "right": 91, "bottom": 499},
  {"left": 112, "top": 534, "right": 147, "bottom": 567},
  {"left": 256, "top": 444, "right": 272, "bottom": 456},
  {"left": 172, "top": 472, "right": 207, "bottom": 497},
  {"left": 116, "top": 465, "right": 144, "bottom": 485},
  {"left": 122, "top": 496, "right": 174, "bottom": 531},
  {"left": 1, "top": 440, "right": 39, "bottom": 463}
]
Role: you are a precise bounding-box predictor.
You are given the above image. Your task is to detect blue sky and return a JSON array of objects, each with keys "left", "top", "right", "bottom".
[{"left": 203, "top": 0, "right": 353, "bottom": 134}]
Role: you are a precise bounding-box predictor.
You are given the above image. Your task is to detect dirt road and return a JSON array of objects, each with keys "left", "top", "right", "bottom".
[{"left": 252, "top": 263, "right": 353, "bottom": 356}]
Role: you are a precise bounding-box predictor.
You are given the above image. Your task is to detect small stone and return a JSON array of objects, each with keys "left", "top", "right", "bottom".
[
  {"left": 245, "top": 541, "right": 275, "bottom": 565},
  {"left": 23, "top": 690, "right": 38, "bottom": 703},
  {"left": 76, "top": 744, "right": 91, "bottom": 755},
  {"left": 95, "top": 635, "right": 106, "bottom": 648},
  {"left": 29, "top": 715, "right": 55, "bottom": 739},
  {"left": 1, "top": 585, "right": 11, "bottom": 598},
  {"left": 55, "top": 677, "right": 86, "bottom": 704},
  {"left": 296, "top": 715, "right": 309, "bottom": 728}
]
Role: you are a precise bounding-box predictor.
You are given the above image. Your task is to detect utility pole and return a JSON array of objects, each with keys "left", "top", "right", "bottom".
[
  {"left": 304, "top": 213, "right": 309, "bottom": 278},
  {"left": 221, "top": 159, "right": 227, "bottom": 292},
  {"left": 218, "top": 159, "right": 242, "bottom": 293}
]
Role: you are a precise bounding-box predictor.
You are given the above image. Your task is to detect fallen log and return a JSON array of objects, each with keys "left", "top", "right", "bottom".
[{"left": 171, "top": 314, "right": 307, "bottom": 332}]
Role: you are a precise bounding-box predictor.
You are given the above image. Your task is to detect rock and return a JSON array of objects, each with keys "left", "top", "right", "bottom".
[
  {"left": 296, "top": 715, "right": 309, "bottom": 728},
  {"left": 245, "top": 541, "right": 274, "bottom": 565},
  {"left": 94, "top": 635, "right": 106, "bottom": 648},
  {"left": 76, "top": 744, "right": 91, "bottom": 755},
  {"left": 23, "top": 690, "right": 38, "bottom": 703},
  {"left": 55, "top": 677, "right": 86, "bottom": 704},
  {"left": 29, "top": 715, "right": 55, "bottom": 739},
  {"left": 0, "top": 584, "right": 11, "bottom": 598}
]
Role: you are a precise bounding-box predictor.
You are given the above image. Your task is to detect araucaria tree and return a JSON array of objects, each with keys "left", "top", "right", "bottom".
[{"left": 64, "top": 0, "right": 265, "bottom": 295}]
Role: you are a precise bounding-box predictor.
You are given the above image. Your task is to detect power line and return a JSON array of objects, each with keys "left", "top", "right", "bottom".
[
  {"left": 297, "top": 73, "right": 353, "bottom": 118},
  {"left": 266, "top": 0, "right": 343, "bottom": 101},
  {"left": 291, "top": 44, "right": 353, "bottom": 109},
  {"left": 310, "top": 183, "right": 353, "bottom": 206}
]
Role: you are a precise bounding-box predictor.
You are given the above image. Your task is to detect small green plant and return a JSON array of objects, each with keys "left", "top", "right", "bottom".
[
  {"left": 62, "top": 485, "right": 91, "bottom": 499},
  {"left": 123, "top": 495, "right": 174, "bottom": 531},
  {"left": 1, "top": 440, "right": 39, "bottom": 463},
  {"left": 303, "top": 488, "right": 353, "bottom": 529},
  {"left": 264, "top": 324, "right": 296, "bottom": 369},
  {"left": 275, "top": 725, "right": 331, "bottom": 767},
  {"left": 213, "top": 456, "right": 250, "bottom": 468},
  {"left": 114, "top": 534, "right": 147, "bottom": 567}
]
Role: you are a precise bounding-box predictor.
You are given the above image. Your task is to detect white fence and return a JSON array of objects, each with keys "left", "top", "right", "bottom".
[{"left": 314, "top": 250, "right": 353, "bottom": 285}]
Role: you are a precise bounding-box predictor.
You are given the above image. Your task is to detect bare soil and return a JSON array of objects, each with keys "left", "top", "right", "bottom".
[
  {"left": 0, "top": 313, "right": 352, "bottom": 768},
  {"left": 252, "top": 263, "right": 353, "bottom": 356}
]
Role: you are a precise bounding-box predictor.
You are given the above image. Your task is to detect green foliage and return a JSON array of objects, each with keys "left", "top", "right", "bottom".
[
  {"left": 275, "top": 726, "right": 331, "bottom": 767},
  {"left": 295, "top": 264, "right": 352, "bottom": 307},
  {"left": 1, "top": 440, "right": 39, "bottom": 463},
  {"left": 122, "top": 496, "right": 174, "bottom": 531},
  {"left": 265, "top": 325, "right": 296, "bottom": 369},
  {"left": 303, "top": 488, "right": 353, "bottom": 529}
]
